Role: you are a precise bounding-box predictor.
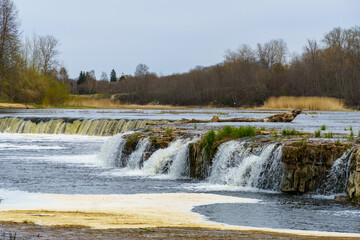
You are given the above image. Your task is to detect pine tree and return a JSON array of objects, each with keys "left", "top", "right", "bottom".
[
  {"left": 77, "top": 71, "right": 85, "bottom": 84},
  {"left": 110, "top": 69, "right": 117, "bottom": 82}
]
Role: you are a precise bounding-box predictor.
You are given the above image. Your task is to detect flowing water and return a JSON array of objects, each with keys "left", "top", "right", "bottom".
[{"left": 1, "top": 109, "right": 360, "bottom": 234}]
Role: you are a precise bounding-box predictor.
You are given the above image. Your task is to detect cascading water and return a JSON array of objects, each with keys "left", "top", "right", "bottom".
[
  {"left": 127, "top": 137, "right": 150, "bottom": 169},
  {"left": 257, "top": 145, "right": 283, "bottom": 190},
  {"left": 97, "top": 133, "right": 127, "bottom": 167},
  {"left": 97, "top": 134, "right": 196, "bottom": 178},
  {"left": 316, "top": 149, "right": 354, "bottom": 195},
  {"left": 142, "top": 139, "right": 187, "bottom": 175},
  {"left": 168, "top": 138, "right": 198, "bottom": 179},
  {"left": 0, "top": 117, "right": 149, "bottom": 136},
  {"left": 207, "top": 140, "right": 281, "bottom": 190}
]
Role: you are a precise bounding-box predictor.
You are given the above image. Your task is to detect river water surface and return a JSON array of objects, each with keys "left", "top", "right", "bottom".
[{"left": 0, "top": 109, "right": 360, "bottom": 234}]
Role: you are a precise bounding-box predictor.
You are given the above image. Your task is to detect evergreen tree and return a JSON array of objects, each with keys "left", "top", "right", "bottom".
[
  {"left": 110, "top": 69, "right": 117, "bottom": 82},
  {"left": 77, "top": 71, "right": 85, "bottom": 84}
]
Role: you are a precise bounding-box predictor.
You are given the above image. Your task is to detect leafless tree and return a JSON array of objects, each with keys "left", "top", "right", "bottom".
[
  {"left": 39, "top": 35, "right": 60, "bottom": 74},
  {"left": 257, "top": 39, "right": 288, "bottom": 71},
  {"left": 135, "top": 63, "right": 149, "bottom": 76},
  {"left": 100, "top": 71, "right": 108, "bottom": 81},
  {"left": 0, "top": 0, "right": 21, "bottom": 99}
]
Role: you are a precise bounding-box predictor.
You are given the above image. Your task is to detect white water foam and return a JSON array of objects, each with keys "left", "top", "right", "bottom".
[
  {"left": 127, "top": 137, "right": 150, "bottom": 169},
  {"left": 0, "top": 132, "right": 108, "bottom": 142},
  {"left": 97, "top": 133, "right": 129, "bottom": 167},
  {"left": 23, "top": 154, "right": 101, "bottom": 167},
  {"left": 142, "top": 139, "right": 185, "bottom": 175},
  {"left": 0, "top": 143, "right": 65, "bottom": 150},
  {"left": 208, "top": 141, "right": 277, "bottom": 189}
]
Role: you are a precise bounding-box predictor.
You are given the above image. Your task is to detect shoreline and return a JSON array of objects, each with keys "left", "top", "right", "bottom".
[
  {"left": 0, "top": 102, "right": 353, "bottom": 111},
  {"left": 0, "top": 192, "right": 359, "bottom": 239}
]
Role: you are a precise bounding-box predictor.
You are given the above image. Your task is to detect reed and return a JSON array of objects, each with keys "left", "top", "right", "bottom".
[{"left": 261, "top": 96, "right": 347, "bottom": 111}]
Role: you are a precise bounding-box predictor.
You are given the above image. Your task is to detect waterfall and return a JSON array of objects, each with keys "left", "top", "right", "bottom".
[
  {"left": 207, "top": 140, "right": 281, "bottom": 190},
  {"left": 168, "top": 138, "right": 199, "bottom": 179},
  {"left": 142, "top": 139, "right": 186, "bottom": 175},
  {"left": 97, "top": 133, "right": 127, "bottom": 167},
  {"left": 316, "top": 150, "right": 354, "bottom": 195},
  {"left": 257, "top": 146, "right": 283, "bottom": 190},
  {"left": 0, "top": 117, "right": 149, "bottom": 136},
  {"left": 97, "top": 133, "right": 195, "bottom": 178},
  {"left": 127, "top": 137, "right": 150, "bottom": 169}
]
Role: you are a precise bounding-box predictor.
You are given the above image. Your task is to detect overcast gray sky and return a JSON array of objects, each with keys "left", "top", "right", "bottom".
[{"left": 15, "top": 0, "right": 360, "bottom": 79}]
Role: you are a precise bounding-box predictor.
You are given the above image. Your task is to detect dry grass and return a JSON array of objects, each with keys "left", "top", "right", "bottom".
[
  {"left": 0, "top": 103, "right": 36, "bottom": 109},
  {"left": 260, "top": 96, "right": 348, "bottom": 111},
  {"left": 64, "top": 95, "right": 187, "bottom": 110}
]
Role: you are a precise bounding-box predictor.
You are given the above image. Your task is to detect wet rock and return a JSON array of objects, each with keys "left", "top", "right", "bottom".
[
  {"left": 334, "top": 195, "right": 350, "bottom": 203},
  {"left": 281, "top": 140, "right": 349, "bottom": 194},
  {"left": 347, "top": 147, "right": 360, "bottom": 205}
]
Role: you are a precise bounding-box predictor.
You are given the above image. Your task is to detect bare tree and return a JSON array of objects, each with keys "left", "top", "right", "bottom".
[
  {"left": 257, "top": 39, "right": 288, "bottom": 71},
  {"left": 84, "top": 70, "right": 97, "bottom": 94},
  {"left": 39, "top": 35, "right": 60, "bottom": 74},
  {"left": 0, "top": 0, "right": 21, "bottom": 99},
  {"left": 224, "top": 44, "right": 255, "bottom": 63},
  {"left": 23, "top": 34, "right": 60, "bottom": 75},
  {"left": 135, "top": 63, "right": 149, "bottom": 77},
  {"left": 100, "top": 71, "right": 108, "bottom": 81}
]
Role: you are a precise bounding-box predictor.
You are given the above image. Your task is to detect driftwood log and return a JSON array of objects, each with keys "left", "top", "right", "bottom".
[{"left": 180, "top": 110, "right": 302, "bottom": 124}]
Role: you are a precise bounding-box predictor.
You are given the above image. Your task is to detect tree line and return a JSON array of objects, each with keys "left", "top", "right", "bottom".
[
  {"left": 72, "top": 26, "right": 359, "bottom": 107},
  {"left": 92, "top": 26, "right": 359, "bottom": 107}
]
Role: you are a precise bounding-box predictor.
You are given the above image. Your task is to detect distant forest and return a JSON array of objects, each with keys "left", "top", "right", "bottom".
[
  {"left": 0, "top": 0, "right": 359, "bottom": 107},
  {"left": 72, "top": 26, "right": 360, "bottom": 107}
]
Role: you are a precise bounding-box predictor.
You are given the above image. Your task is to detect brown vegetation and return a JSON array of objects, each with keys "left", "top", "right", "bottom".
[
  {"left": 75, "top": 26, "right": 359, "bottom": 109},
  {"left": 261, "top": 96, "right": 347, "bottom": 111},
  {"left": 64, "top": 95, "right": 187, "bottom": 109}
]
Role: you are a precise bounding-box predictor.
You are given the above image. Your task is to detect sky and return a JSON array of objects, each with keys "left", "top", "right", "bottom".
[{"left": 15, "top": 0, "right": 360, "bottom": 79}]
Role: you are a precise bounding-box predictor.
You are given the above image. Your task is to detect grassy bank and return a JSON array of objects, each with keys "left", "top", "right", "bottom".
[
  {"left": 260, "top": 96, "right": 347, "bottom": 111},
  {"left": 63, "top": 95, "right": 188, "bottom": 110}
]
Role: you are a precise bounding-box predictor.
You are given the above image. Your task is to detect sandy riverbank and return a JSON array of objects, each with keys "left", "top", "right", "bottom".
[{"left": 0, "top": 193, "right": 359, "bottom": 239}]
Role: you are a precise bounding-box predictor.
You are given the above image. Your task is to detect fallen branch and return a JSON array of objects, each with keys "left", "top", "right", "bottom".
[{"left": 180, "top": 110, "right": 302, "bottom": 124}]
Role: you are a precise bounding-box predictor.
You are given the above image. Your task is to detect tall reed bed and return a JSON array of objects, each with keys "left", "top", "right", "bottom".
[{"left": 261, "top": 96, "right": 347, "bottom": 111}]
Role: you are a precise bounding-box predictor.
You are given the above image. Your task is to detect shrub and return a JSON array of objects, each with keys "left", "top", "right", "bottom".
[
  {"left": 315, "top": 130, "right": 321, "bottom": 138},
  {"left": 321, "top": 125, "right": 326, "bottom": 131}
]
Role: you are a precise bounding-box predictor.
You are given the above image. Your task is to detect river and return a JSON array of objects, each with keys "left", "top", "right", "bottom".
[{"left": 0, "top": 109, "right": 360, "bottom": 234}]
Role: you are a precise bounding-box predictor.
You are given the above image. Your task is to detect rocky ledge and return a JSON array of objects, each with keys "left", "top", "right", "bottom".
[{"left": 121, "top": 125, "right": 360, "bottom": 206}]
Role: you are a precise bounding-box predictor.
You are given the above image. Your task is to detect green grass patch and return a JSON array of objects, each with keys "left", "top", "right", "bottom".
[
  {"left": 201, "top": 126, "right": 258, "bottom": 160},
  {"left": 324, "top": 132, "right": 334, "bottom": 138},
  {"left": 348, "top": 131, "right": 354, "bottom": 141},
  {"left": 281, "top": 129, "right": 301, "bottom": 136},
  {"left": 314, "top": 130, "right": 321, "bottom": 138},
  {"left": 165, "top": 128, "right": 172, "bottom": 136},
  {"left": 321, "top": 124, "right": 326, "bottom": 131}
]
